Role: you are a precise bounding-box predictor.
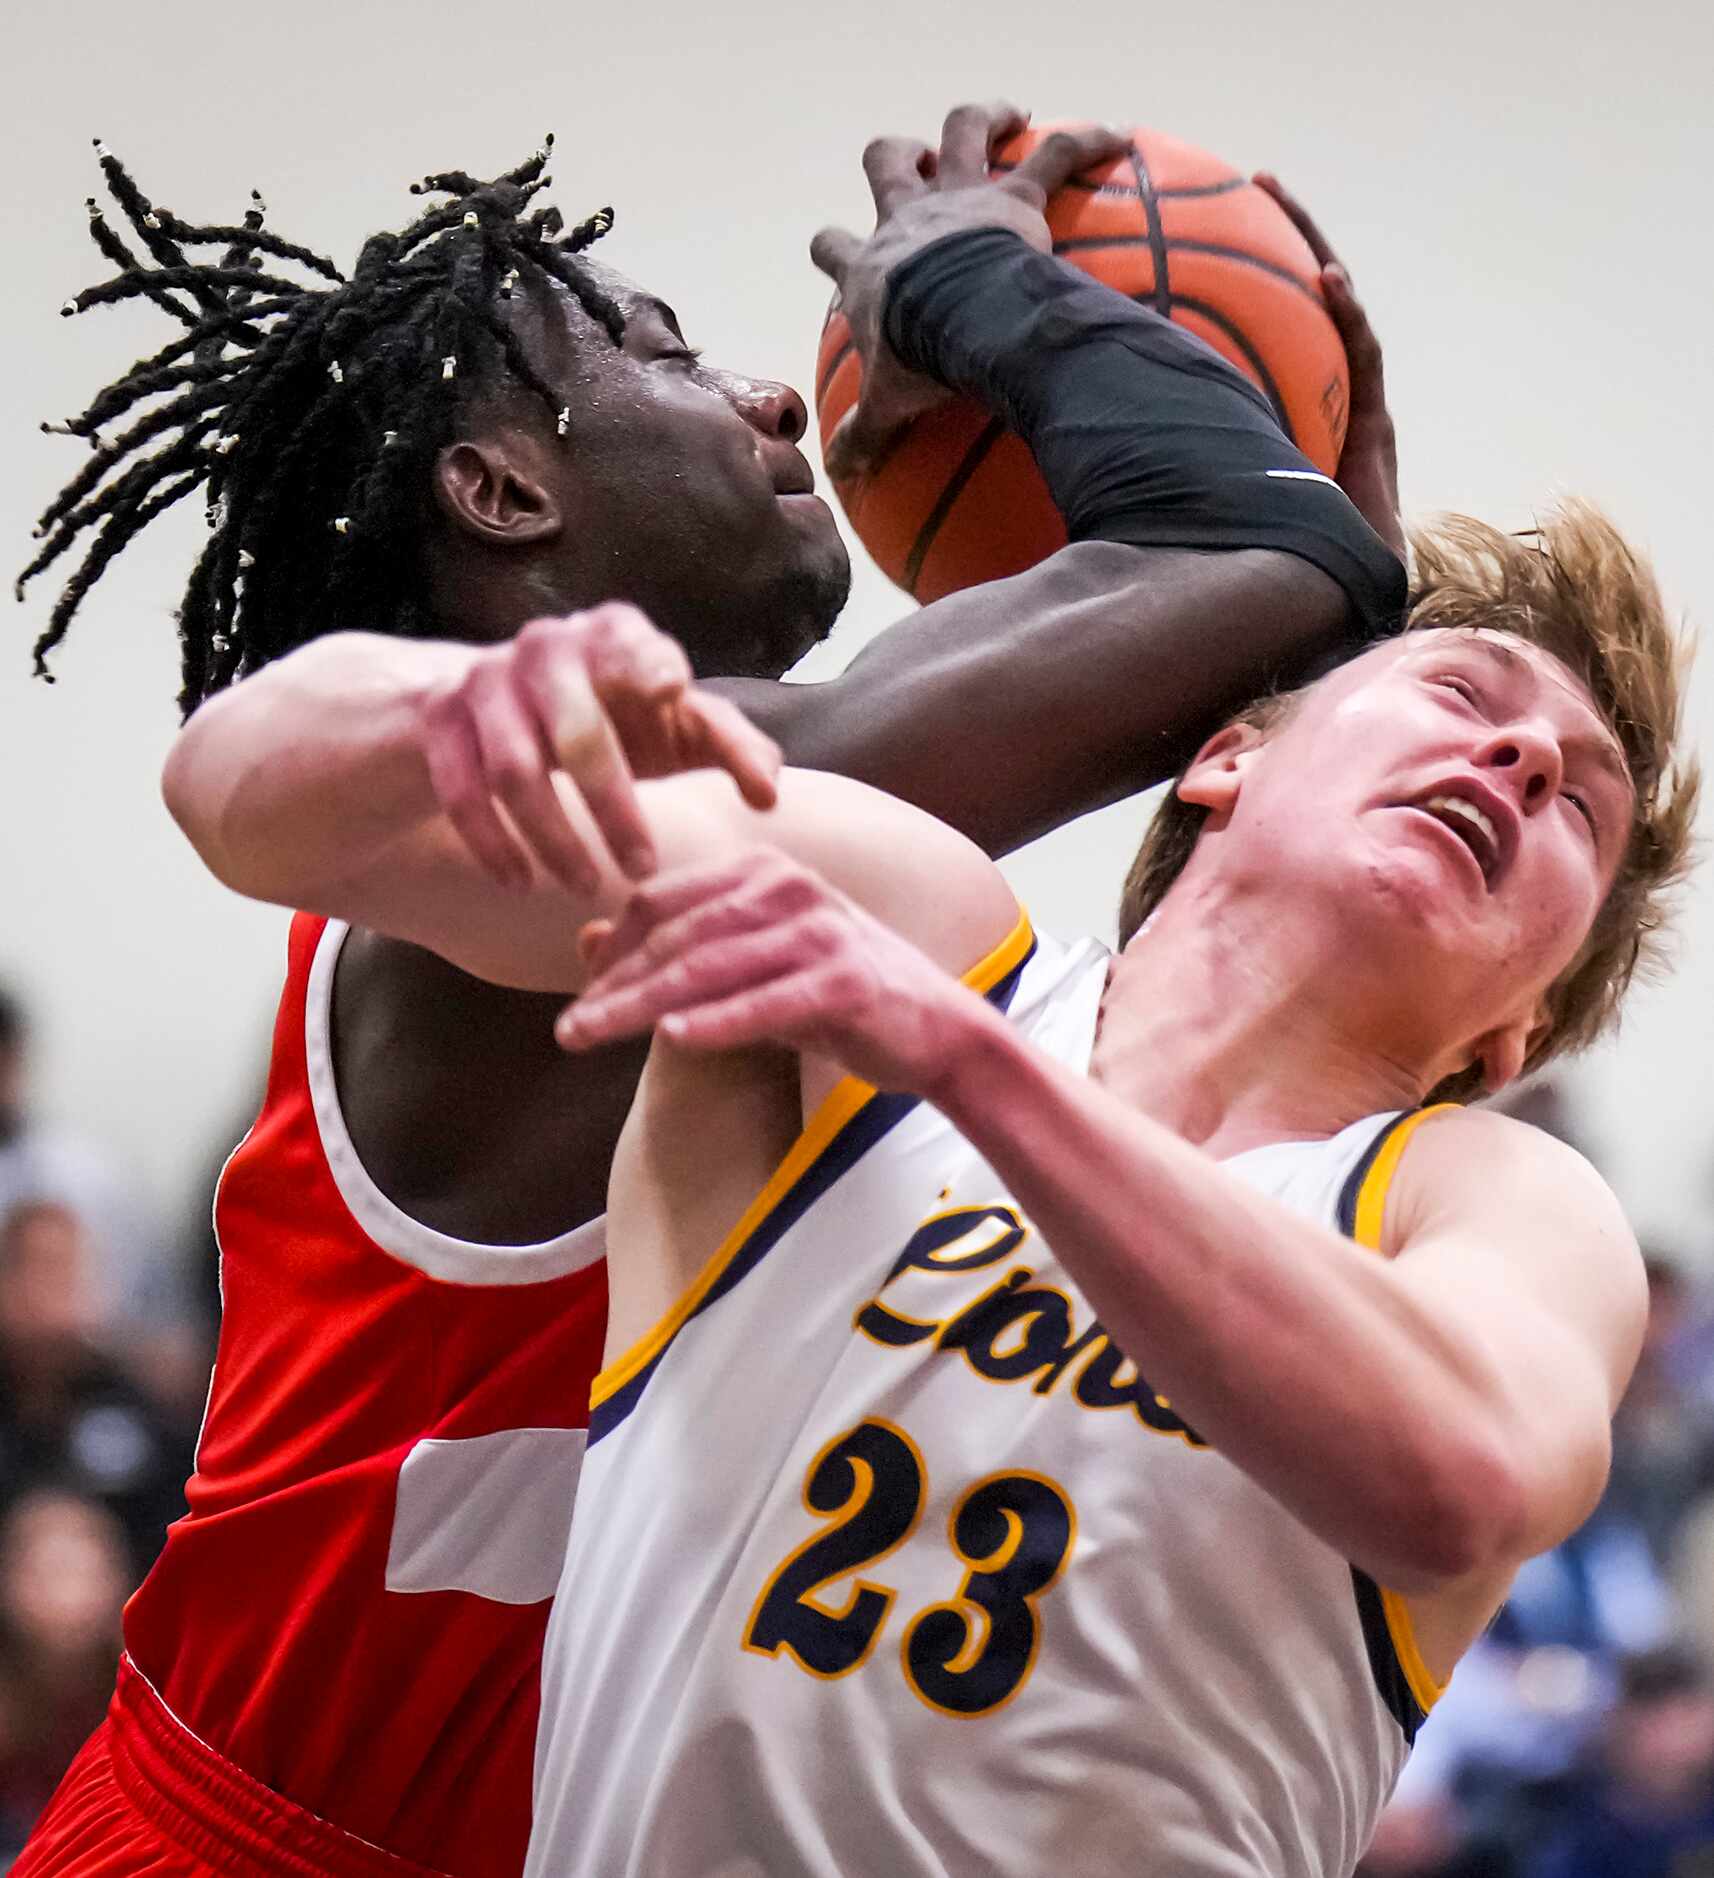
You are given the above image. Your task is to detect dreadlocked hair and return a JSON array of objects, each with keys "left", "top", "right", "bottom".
[{"left": 20, "top": 135, "right": 622, "bottom": 716}]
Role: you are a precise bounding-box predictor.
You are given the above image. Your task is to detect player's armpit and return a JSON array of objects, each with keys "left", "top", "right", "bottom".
[{"left": 1380, "top": 1107, "right": 1647, "bottom": 1571}]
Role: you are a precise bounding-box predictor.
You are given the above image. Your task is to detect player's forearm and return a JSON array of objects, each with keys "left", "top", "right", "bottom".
[
  {"left": 722, "top": 542, "right": 1343, "bottom": 857},
  {"left": 162, "top": 632, "right": 473, "bottom": 905},
  {"left": 721, "top": 233, "right": 1406, "bottom": 859},
  {"left": 932, "top": 1017, "right": 1526, "bottom": 1590},
  {"left": 884, "top": 230, "right": 1406, "bottom": 628}
]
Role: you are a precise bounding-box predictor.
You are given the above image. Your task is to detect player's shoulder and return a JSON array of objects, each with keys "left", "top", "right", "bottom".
[
  {"left": 761, "top": 766, "right": 1020, "bottom": 975},
  {"left": 1402, "top": 1102, "right": 1611, "bottom": 1189},
  {"left": 647, "top": 762, "right": 999, "bottom": 886},
  {"left": 1389, "top": 1102, "right": 1635, "bottom": 1255},
  {"left": 768, "top": 765, "right": 995, "bottom": 862}
]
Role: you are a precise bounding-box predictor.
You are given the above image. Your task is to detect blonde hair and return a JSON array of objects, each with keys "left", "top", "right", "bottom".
[{"left": 1116, "top": 500, "right": 1700, "bottom": 1100}]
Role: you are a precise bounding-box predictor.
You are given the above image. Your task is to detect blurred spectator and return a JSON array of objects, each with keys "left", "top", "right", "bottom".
[
  {"left": 0, "top": 1201, "right": 194, "bottom": 1577},
  {"left": 1523, "top": 1646, "right": 1714, "bottom": 1877},
  {"left": 1363, "top": 1076, "right": 1714, "bottom": 1875},
  {"left": 1606, "top": 1255, "right": 1714, "bottom": 1572},
  {"left": 1359, "top": 1779, "right": 1514, "bottom": 1876},
  {"left": 0, "top": 986, "right": 202, "bottom": 1405},
  {"left": 0, "top": 1489, "right": 128, "bottom": 1857}
]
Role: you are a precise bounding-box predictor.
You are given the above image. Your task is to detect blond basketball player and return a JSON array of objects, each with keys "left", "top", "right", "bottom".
[
  {"left": 517, "top": 510, "right": 1695, "bottom": 1877},
  {"left": 159, "top": 494, "right": 1696, "bottom": 1870}
]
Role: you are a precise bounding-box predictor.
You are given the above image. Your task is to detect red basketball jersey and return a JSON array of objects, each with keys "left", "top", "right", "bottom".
[{"left": 122, "top": 913, "right": 607, "bottom": 1877}]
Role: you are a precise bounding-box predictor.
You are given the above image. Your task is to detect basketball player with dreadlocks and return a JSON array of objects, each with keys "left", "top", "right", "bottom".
[{"left": 17, "top": 105, "right": 1406, "bottom": 1876}]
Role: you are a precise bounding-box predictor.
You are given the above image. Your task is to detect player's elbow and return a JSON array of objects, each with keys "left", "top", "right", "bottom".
[
  {"left": 1367, "top": 1432, "right": 1534, "bottom": 1594},
  {"left": 161, "top": 718, "right": 232, "bottom": 878},
  {"left": 161, "top": 701, "right": 282, "bottom": 901}
]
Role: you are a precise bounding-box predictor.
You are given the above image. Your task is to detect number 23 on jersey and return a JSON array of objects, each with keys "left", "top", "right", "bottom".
[{"left": 742, "top": 1418, "right": 1077, "bottom": 1717}]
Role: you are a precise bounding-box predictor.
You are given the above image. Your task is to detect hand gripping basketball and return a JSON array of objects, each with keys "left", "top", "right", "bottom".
[
  {"left": 811, "top": 104, "right": 1129, "bottom": 482},
  {"left": 1253, "top": 172, "right": 1402, "bottom": 558},
  {"left": 417, "top": 604, "right": 781, "bottom": 895}
]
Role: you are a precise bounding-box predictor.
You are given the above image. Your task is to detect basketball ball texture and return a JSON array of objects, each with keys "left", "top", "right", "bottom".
[{"left": 815, "top": 126, "right": 1350, "bottom": 605}]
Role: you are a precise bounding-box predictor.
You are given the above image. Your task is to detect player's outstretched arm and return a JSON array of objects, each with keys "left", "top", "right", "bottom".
[
  {"left": 162, "top": 604, "right": 1013, "bottom": 994},
  {"left": 563, "top": 850, "right": 1643, "bottom": 1608},
  {"left": 930, "top": 1043, "right": 1642, "bottom": 1601},
  {"left": 722, "top": 103, "right": 1406, "bottom": 857}
]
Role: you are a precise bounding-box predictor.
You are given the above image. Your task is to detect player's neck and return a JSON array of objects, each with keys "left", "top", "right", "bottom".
[{"left": 1091, "top": 878, "right": 1444, "bottom": 1158}]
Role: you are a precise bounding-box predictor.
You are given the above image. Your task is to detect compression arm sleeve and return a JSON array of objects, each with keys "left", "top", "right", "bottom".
[{"left": 884, "top": 227, "right": 1407, "bottom": 633}]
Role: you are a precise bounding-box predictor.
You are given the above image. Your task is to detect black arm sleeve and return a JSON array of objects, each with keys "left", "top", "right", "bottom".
[{"left": 884, "top": 227, "right": 1406, "bottom": 635}]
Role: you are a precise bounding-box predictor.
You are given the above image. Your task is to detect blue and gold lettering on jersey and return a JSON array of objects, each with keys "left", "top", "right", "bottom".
[
  {"left": 855, "top": 1199, "right": 1204, "bottom": 1444},
  {"left": 531, "top": 928, "right": 1457, "bottom": 1878}
]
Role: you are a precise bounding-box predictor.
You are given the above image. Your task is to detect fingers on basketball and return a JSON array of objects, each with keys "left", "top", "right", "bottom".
[
  {"left": 1252, "top": 173, "right": 1341, "bottom": 272},
  {"left": 1319, "top": 267, "right": 1384, "bottom": 392},
  {"left": 1006, "top": 124, "right": 1130, "bottom": 206},
  {"left": 816, "top": 127, "right": 1353, "bottom": 603},
  {"left": 937, "top": 101, "right": 1029, "bottom": 184},
  {"left": 862, "top": 136, "right": 934, "bottom": 218},
  {"left": 810, "top": 225, "right": 863, "bottom": 287}
]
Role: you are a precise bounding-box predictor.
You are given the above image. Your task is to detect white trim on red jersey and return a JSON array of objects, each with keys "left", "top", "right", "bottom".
[{"left": 304, "top": 919, "right": 607, "bottom": 1286}]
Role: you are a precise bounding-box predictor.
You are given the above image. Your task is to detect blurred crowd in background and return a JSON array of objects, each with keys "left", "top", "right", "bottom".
[{"left": 0, "top": 978, "right": 1710, "bottom": 1876}]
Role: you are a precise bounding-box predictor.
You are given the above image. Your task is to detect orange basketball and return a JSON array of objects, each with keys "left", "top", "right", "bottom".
[{"left": 815, "top": 125, "right": 1349, "bottom": 605}]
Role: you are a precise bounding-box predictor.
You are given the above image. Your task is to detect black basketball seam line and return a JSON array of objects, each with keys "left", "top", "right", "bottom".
[
  {"left": 817, "top": 335, "right": 854, "bottom": 407},
  {"left": 1126, "top": 141, "right": 1171, "bottom": 316},
  {"left": 1052, "top": 236, "right": 1324, "bottom": 308},
  {"left": 990, "top": 163, "right": 1246, "bottom": 201},
  {"left": 903, "top": 415, "right": 1008, "bottom": 598},
  {"left": 1158, "top": 292, "right": 1297, "bottom": 445},
  {"left": 1158, "top": 177, "right": 1249, "bottom": 199}
]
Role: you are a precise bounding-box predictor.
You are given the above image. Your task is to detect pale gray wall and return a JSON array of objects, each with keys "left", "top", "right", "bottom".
[{"left": 5, "top": 0, "right": 1710, "bottom": 1254}]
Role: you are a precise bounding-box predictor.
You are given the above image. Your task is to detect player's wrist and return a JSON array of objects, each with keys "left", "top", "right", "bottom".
[
  {"left": 918, "top": 988, "right": 1030, "bottom": 1121},
  {"left": 891, "top": 230, "right": 1404, "bottom": 633},
  {"left": 881, "top": 226, "right": 1037, "bottom": 385}
]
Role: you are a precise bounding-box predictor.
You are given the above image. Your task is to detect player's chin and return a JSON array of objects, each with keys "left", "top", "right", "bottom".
[
  {"left": 776, "top": 489, "right": 844, "bottom": 562},
  {"left": 771, "top": 528, "right": 852, "bottom": 668}
]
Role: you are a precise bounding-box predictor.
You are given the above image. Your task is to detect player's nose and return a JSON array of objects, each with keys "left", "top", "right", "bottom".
[
  {"left": 1476, "top": 715, "right": 1565, "bottom": 810},
  {"left": 722, "top": 372, "right": 809, "bottom": 445}
]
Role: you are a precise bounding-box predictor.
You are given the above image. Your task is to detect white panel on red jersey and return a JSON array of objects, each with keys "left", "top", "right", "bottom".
[{"left": 387, "top": 1427, "right": 586, "bottom": 1605}]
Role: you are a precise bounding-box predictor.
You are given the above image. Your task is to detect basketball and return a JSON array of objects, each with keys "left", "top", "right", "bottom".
[{"left": 815, "top": 125, "right": 1351, "bottom": 605}]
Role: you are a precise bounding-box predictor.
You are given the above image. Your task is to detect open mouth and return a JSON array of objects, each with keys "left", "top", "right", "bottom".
[{"left": 1410, "top": 793, "right": 1501, "bottom": 887}]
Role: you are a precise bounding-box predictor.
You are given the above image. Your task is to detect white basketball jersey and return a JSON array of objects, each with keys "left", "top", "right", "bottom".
[{"left": 529, "top": 923, "right": 1445, "bottom": 1878}]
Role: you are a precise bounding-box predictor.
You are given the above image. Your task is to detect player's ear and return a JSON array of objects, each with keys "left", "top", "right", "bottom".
[
  {"left": 1176, "top": 722, "right": 1265, "bottom": 817},
  {"left": 1466, "top": 1000, "right": 1548, "bottom": 1096},
  {"left": 433, "top": 435, "right": 565, "bottom": 548}
]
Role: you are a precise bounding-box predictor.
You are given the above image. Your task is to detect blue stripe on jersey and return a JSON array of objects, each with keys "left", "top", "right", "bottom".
[
  {"left": 1350, "top": 1566, "right": 1428, "bottom": 1744},
  {"left": 589, "top": 945, "right": 1036, "bottom": 1446},
  {"left": 1334, "top": 1111, "right": 1406, "bottom": 1239},
  {"left": 1339, "top": 1107, "right": 1432, "bottom": 1745}
]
